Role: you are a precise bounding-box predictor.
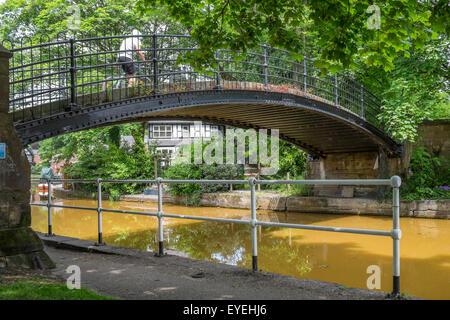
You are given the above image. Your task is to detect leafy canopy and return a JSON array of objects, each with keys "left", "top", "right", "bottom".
[
  {"left": 37, "top": 123, "right": 156, "bottom": 200},
  {"left": 353, "top": 36, "right": 449, "bottom": 141},
  {"left": 0, "top": 0, "right": 181, "bottom": 41},
  {"left": 401, "top": 147, "right": 450, "bottom": 201},
  {"left": 137, "top": 0, "right": 448, "bottom": 72}
]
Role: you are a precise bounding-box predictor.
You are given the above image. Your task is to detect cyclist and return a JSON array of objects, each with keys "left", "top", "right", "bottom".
[{"left": 117, "top": 29, "right": 146, "bottom": 87}]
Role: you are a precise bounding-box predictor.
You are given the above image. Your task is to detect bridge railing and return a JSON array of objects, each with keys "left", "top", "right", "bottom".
[
  {"left": 4, "top": 34, "right": 384, "bottom": 131},
  {"left": 30, "top": 176, "right": 402, "bottom": 296}
]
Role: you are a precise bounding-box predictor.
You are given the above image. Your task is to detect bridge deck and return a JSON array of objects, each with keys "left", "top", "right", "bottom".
[
  {"left": 5, "top": 34, "right": 400, "bottom": 156},
  {"left": 14, "top": 85, "right": 399, "bottom": 157}
]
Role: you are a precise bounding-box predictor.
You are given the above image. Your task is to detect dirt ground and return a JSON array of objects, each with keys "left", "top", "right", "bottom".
[{"left": 0, "top": 266, "right": 63, "bottom": 286}]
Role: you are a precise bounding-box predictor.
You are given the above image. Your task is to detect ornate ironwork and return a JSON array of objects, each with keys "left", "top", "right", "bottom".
[{"left": 4, "top": 33, "right": 384, "bottom": 130}]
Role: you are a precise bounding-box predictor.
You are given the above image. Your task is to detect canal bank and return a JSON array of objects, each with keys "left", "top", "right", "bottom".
[
  {"left": 38, "top": 232, "right": 403, "bottom": 300},
  {"left": 52, "top": 187, "right": 450, "bottom": 219},
  {"left": 30, "top": 199, "right": 450, "bottom": 299},
  {"left": 122, "top": 191, "right": 450, "bottom": 219}
]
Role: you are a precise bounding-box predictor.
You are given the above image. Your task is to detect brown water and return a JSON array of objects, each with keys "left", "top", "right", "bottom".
[{"left": 31, "top": 199, "right": 450, "bottom": 300}]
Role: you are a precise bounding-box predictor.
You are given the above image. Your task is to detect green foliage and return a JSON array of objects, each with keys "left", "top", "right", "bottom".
[
  {"left": 378, "top": 78, "right": 434, "bottom": 141},
  {"left": 0, "top": 0, "right": 181, "bottom": 40},
  {"left": 164, "top": 162, "right": 244, "bottom": 206},
  {"left": 164, "top": 136, "right": 307, "bottom": 201},
  {"left": 258, "top": 140, "right": 308, "bottom": 192},
  {"left": 201, "top": 164, "right": 243, "bottom": 193},
  {"left": 277, "top": 140, "right": 307, "bottom": 178},
  {"left": 2, "top": 0, "right": 448, "bottom": 145},
  {"left": 0, "top": 281, "right": 115, "bottom": 300},
  {"left": 402, "top": 147, "right": 450, "bottom": 201},
  {"left": 361, "top": 38, "right": 450, "bottom": 142},
  {"left": 429, "top": 99, "right": 450, "bottom": 120},
  {"left": 164, "top": 163, "right": 202, "bottom": 206},
  {"left": 137, "top": 0, "right": 448, "bottom": 73},
  {"left": 135, "top": 1, "right": 449, "bottom": 143},
  {"left": 400, "top": 293, "right": 412, "bottom": 300},
  {"left": 38, "top": 123, "right": 155, "bottom": 199},
  {"left": 270, "top": 173, "right": 312, "bottom": 196},
  {"left": 285, "top": 176, "right": 313, "bottom": 197}
]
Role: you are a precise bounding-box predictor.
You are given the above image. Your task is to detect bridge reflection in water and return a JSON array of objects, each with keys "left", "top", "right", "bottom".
[
  {"left": 4, "top": 34, "right": 400, "bottom": 157},
  {"left": 31, "top": 199, "right": 450, "bottom": 300}
]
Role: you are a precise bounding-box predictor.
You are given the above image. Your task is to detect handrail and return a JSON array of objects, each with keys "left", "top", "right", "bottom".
[
  {"left": 5, "top": 34, "right": 384, "bottom": 131},
  {"left": 31, "top": 176, "right": 402, "bottom": 296}
]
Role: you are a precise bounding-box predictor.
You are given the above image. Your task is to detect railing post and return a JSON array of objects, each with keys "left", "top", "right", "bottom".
[
  {"left": 391, "top": 176, "right": 402, "bottom": 297},
  {"left": 249, "top": 177, "right": 258, "bottom": 271},
  {"left": 156, "top": 177, "right": 164, "bottom": 256},
  {"left": 214, "top": 49, "right": 222, "bottom": 90},
  {"left": 45, "top": 179, "right": 54, "bottom": 237},
  {"left": 360, "top": 84, "right": 365, "bottom": 119},
  {"left": 303, "top": 59, "right": 307, "bottom": 92},
  {"left": 152, "top": 35, "right": 159, "bottom": 94},
  {"left": 263, "top": 46, "right": 268, "bottom": 90},
  {"left": 96, "top": 178, "right": 105, "bottom": 246},
  {"left": 334, "top": 73, "right": 338, "bottom": 106},
  {"left": 68, "top": 38, "right": 78, "bottom": 111}
]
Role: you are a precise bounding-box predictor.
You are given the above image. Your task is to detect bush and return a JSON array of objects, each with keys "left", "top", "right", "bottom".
[
  {"left": 200, "top": 164, "right": 244, "bottom": 193},
  {"left": 62, "top": 124, "right": 155, "bottom": 199},
  {"left": 402, "top": 147, "right": 450, "bottom": 201},
  {"left": 164, "top": 162, "right": 244, "bottom": 206},
  {"left": 164, "top": 163, "right": 202, "bottom": 205},
  {"left": 274, "top": 175, "right": 313, "bottom": 196}
]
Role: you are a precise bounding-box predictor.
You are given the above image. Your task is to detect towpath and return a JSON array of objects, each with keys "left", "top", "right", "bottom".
[{"left": 39, "top": 233, "right": 392, "bottom": 300}]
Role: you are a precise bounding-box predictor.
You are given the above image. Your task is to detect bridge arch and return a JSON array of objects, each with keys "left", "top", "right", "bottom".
[
  {"left": 14, "top": 90, "right": 400, "bottom": 158},
  {"left": 4, "top": 34, "right": 401, "bottom": 157}
]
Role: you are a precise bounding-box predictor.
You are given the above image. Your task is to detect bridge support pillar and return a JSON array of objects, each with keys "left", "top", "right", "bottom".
[
  {"left": 305, "top": 150, "right": 406, "bottom": 198},
  {"left": 0, "top": 45, "right": 54, "bottom": 269}
]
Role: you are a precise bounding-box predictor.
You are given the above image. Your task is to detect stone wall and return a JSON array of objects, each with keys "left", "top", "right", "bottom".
[
  {"left": 120, "top": 191, "right": 449, "bottom": 219},
  {"left": 415, "top": 120, "right": 450, "bottom": 160},
  {"left": 0, "top": 45, "right": 54, "bottom": 269},
  {"left": 304, "top": 150, "right": 406, "bottom": 198},
  {"left": 305, "top": 151, "right": 380, "bottom": 198},
  {"left": 305, "top": 119, "right": 450, "bottom": 198}
]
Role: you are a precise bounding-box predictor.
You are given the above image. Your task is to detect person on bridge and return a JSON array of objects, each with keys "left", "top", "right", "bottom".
[{"left": 117, "top": 29, "right": 146, "bottom": 87}]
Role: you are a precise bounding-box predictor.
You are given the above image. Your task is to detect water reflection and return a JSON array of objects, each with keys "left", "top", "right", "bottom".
[{"left": 31, "top": 199, "right": 450, "bottom": 299}]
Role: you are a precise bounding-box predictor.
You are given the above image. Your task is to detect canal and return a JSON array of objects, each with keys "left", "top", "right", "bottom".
[{"left": 31, "top": 199, "right": 450, "bottom": 300}]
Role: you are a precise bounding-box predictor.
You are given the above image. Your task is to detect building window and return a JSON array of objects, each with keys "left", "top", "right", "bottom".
[
  {"left": 182, "top": 125, "right": 189, "bottom": 138},
  {"left": 156, "top": 147, "right": 174, "bottom": 154},
  {"left": 211, "top": 125, "right": 218, "bottom": 136},
  {"left": 153, "top": 125, "right": 172, "bottom": 138},
  {"left": 155, "top": 147, "right": 175, "bottom": 168},
  {"left": 204, "top": 125, "right": 211, "bottom": 138},
  {"left": 194, "top": 123, "right": 201, "bottom": 138}
]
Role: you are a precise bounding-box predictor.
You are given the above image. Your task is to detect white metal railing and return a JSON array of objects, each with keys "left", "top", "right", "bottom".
[{"left": 31, "top": 176, "right": 402, "bottom": 296}]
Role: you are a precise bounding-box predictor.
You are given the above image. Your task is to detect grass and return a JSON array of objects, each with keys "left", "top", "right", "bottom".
[
  {"left": 0, "top": 280, "right": 116, "bottom": 300},
  {"left": 0, "top": 268, "right": 116, "bottom": 300},
  {"left": 400, "top": 292, "right": 412, "bottom": 300}
]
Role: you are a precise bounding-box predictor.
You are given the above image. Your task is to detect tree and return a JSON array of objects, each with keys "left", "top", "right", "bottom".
[
  {"left": 352, "top": 36, "right": 449, "bottom": 141},
  {"left": 137, "top": 0, "right": 448, "bottom": 73},
  {"left": 0, "top": 0, "right": 181, "bottom": 41},
  {"left": 36, "top": 123, "right": 156, "bottom": 199}
]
